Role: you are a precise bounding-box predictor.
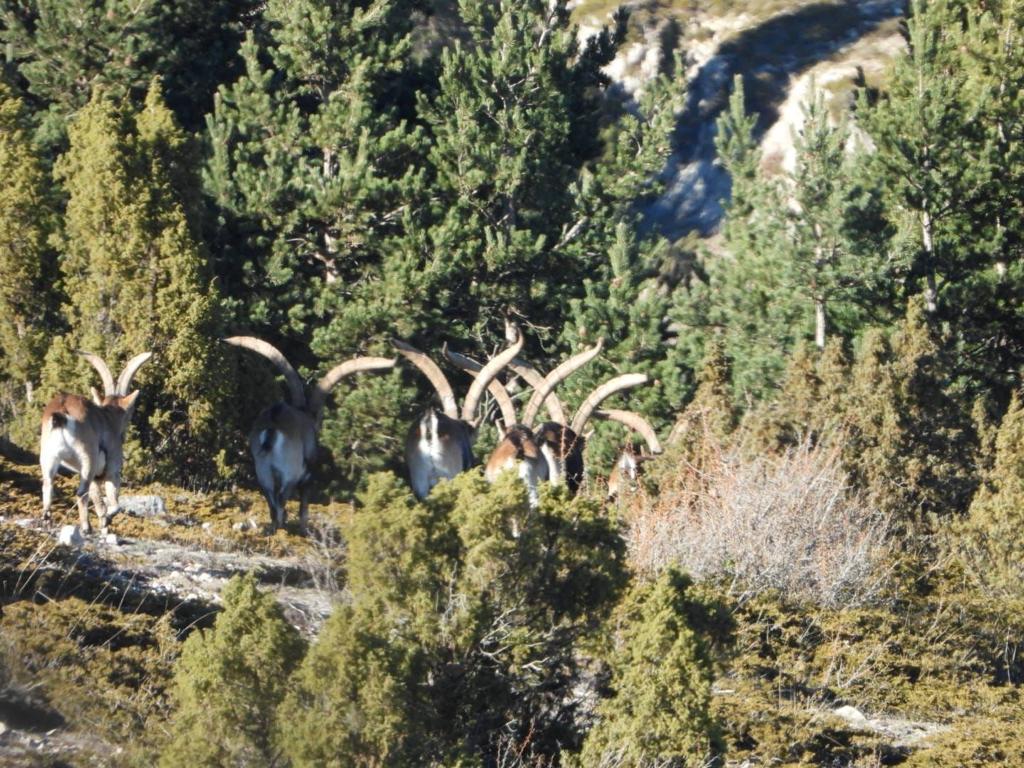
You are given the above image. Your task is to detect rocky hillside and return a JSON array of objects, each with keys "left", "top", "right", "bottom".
[{"left": 572, "top": 0, "right": 907, "bottom": 238}]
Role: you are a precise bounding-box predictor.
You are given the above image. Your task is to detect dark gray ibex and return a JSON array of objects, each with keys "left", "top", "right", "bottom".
[{"left": 225, "top": 337, "right": 394, "bottom": 531}]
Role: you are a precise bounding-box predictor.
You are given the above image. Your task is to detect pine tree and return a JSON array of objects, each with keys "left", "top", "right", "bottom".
[
  {"left": 702, "top": 75, "right": 798, "bottom": 399},
  {"left": 0, "top": 83, "right": 57, "bottom": 445},
  {"left": 786, "top": 88, "right": 862, "bottom": 349},
  {"left": 161, "top": 573, "right": 306, "bottom": 768},
  {"left": 574, "top": 570, "right": 722, "bottom": 768},
  {"left": 0, "top": 0, "right": 255, "bottom": 143},
  {"left": 44, "top": 84, "right": 230, "bottom": 482},
  {"left": 858, "top": 0, "right": 997, "bottom": 315}
]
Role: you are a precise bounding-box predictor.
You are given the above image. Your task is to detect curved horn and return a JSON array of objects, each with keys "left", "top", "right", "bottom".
[
  {"left": 443, "top": 345, "right": 518, "bottom": 427},
  {"left": 460, "top": 331, "right": 524, "bottom": 424},
  {"left": 78, "top": 352, "right": 116, "bottom": 396},
  {"left": 224, "top": 336, "right": 306, "bottom": 409},
  {"left": 592, "top": 409, "right": 663, "bottom": 454},
  {"left": 570, "top": 373, "right": 649, "bottom": 434},
  {"left": 521, "top": 339, "right": 604, "bottom": 428},
  {"left": 309, "top": 357, "right": 396, "bottom": 416},
  {"left": 116, "top": 351, "right": 153, "bottom": 395},
  {"left": 392, "top": 339, "right": 458, "bottom": 419},
  {"left": 507, "top": 359, "right": 567, "bottom": 424}
]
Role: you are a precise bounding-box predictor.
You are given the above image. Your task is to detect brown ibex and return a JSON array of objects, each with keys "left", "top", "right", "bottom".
[
  {"left": 449, "top": 335, "right": 653, "bottom": 502},
  {"left": 40, "top": 351, "right": 152, "bottom": 533},
  {"left": 598, "top": 410, "right": 663, "bottom": 498},
  {"left": 396, "top": 331, "right": 524, "bottom": 500},
  {"left": 225, "top": 337, "right": 394, "bottom": 531}
]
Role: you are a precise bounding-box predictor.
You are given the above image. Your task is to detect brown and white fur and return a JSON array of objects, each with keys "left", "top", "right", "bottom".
[
  {"left": 225, "top": 337, "right": 394, "bottom": 531},
  {"left": 484, "top": 424, "right": 549, "bottom": 510},
  {"left": 483, "top": 336, "right": 652, "bottom": 500},
  {"left": 596, "top": 410, "right": 663, "bottom": 499},
  {"left": 396, "top": 331, "right": 523, "bottom": 500},
  {"left": 40, "top": 351, "right": 151, "bottom": 533}
]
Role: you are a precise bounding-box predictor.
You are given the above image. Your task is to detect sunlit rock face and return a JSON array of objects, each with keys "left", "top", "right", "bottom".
[{"left": 573, "top": 0, "right": 906, "bottom": 240}]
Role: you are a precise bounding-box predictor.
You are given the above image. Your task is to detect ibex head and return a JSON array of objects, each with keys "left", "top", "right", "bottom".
[
  {"left": 80, "top": 351, "right": 152, "bottom": 414},
  {"left": 395, "top": 329, "right": 524, "bottom": 500}
]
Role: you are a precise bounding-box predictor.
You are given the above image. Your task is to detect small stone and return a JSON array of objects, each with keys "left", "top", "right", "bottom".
[
  {"left": 57, "top": 525, "right": 84, "bottom": 548},
  {"left": 120, "top": 495, "right": 166, "bottom": 518},
  {"left": 201, "top": 522, "right": 212, "bottom": 531},
  {"left": 104, "top": 533, "right": 119, "bottom": 546},
  {"left": 232, "top": 519, "right": 255, "bottom": 532},
  {"left": 833, "top": 705, "right": 868, "bottom": 727},
  {"left": 0, "top": 720, "right": 8, "bottom": 736}
]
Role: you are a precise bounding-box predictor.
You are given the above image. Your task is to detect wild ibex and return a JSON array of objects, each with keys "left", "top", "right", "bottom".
[
  {"left": 225, "top": 337, "right": 394, "bottom": 531},
  {"left": 396, "top": 331, "right": 524, "bottom": 500},
  {"left": 449, "top": 334, "right": 653, "bottom": 503},
  {"left": 598, "top": 410, "right": 663, "bottom": 498},
  {"left": 40, "top": 351, "right": 152, "bottom": 533}
]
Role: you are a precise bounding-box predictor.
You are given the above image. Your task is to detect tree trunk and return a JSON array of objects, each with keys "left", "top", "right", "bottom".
[
  {"left": 921, "top": 209, "right": 937, "bottom": 313},
  {"left": 814, "top": 298, "right": 826, "bottom": 350}
]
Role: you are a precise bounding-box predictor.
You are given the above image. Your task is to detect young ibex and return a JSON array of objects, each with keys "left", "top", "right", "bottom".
[
  {"left": 225, "top": 337, "right": 394, "bottom": 531},
  {"left": 40, "top": 351, "right": 152, "bottom": 533},
  {"left": 597, "top": 409, "right": 663, "bottom": 498},
  {"left": 396, "top": 331, "right": 524, "bottom": 500}
]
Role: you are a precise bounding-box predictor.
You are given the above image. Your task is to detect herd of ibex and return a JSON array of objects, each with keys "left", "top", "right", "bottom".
[{"left": 39, "top": 325, "right": 661, "bottom": 534}]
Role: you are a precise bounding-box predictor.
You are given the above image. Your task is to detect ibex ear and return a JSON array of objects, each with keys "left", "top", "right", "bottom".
[
  {"left": 90, "top": 387, "right": 104, "bottom": 405},
  {"left": 120, "top": 390, "right": 141, "bottom": 412}
]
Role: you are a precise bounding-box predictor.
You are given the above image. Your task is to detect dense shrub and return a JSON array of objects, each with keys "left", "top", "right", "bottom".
[
  {"left": 161, "top": 573, "right": 306, "bottom": 768},
  {"left": 573, "top": 570, "right": 725, "bottom": 768},
  {"left": 629, "top": 433, "right": 891, "bottom": 607}
]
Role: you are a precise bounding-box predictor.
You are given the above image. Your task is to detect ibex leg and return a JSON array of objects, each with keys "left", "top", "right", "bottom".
[
  {"left": 89, "top": 480, "right": 108, "bottom": 532},
  {"left": 298, "top": 484, "right": 310, "bottom": 534}
]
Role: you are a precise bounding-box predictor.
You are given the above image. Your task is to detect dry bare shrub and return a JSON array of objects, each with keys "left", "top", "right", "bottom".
[{"left": 628, "top": 434, "right": 891, "bottom": 607}]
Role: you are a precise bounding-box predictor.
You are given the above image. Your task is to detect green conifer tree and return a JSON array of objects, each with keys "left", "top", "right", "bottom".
[
  {"left": 161, "top": 573, "right": 306, "bottom": 768},
  {"left": 574, "top": 570, "right": 722, "bottom": 768},
  {"left": 842, "top": 302, "right": 977, "bottom": 524},
  {"left": 43, "top": 84, "right": 230, "bottom": 482},
  {"left": 954, "top": 391, "right": 1024, "bottom": 598},
  {"left": 0, "top": 83, "right": 57, "bottom": 445},
  {"left": 858, "top": 0, "right": 996, "bottom": 315}
]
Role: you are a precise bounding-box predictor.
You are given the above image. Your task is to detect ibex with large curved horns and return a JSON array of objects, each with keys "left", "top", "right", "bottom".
[
  {"left": 40, "top": 351, "right": 153, "bottom": 533},
  {"left": 597, "top": 410, "right": 663, "bottom": 498},
  {"left": 456, "top": 331, "right": 654, "bottom": 500},
  {"left": 396, "top": 330, "right": 524, "bottom": 500},
  {"left": 224, "top": 337, "right": 395, "bottom": 531}
]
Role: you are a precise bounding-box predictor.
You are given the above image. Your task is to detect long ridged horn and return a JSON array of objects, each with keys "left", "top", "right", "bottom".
[
  {"left": 507, "top": 359, "right": 567, "bottom": 424},
  {"left": 309, "top": 357, "right": 396, "bottom": 417},
  {"left": 592, "top": 409, "right": 663, "bottom": 454},
  {"left": 224, "top": 336, "right": 307, "bottom": 409},
  {"left": 522, "top": 339, "right": 604, "bottom": 428},
  {"left": 78, "top": 352, "right": 116, "bottom": 396},
  {"left": 116, "top": 351, "right": 153, "bottom": 395},
  {"left": 570, "top": 373, "right": 649, "bottom": 434},
  {"left": 460, "top": 331, "right": 524, "bottom": 424},
  {"left": 392, "top": 339, "right": 458, "bottom": 419},
  {"left": 443, "top": 345, "right": 518, "bottom": 427}
]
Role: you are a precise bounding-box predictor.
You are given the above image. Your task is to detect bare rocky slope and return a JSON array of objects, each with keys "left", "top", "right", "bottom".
[{"left": 572, "top": 0, "right": 906, "bottom": 239}]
